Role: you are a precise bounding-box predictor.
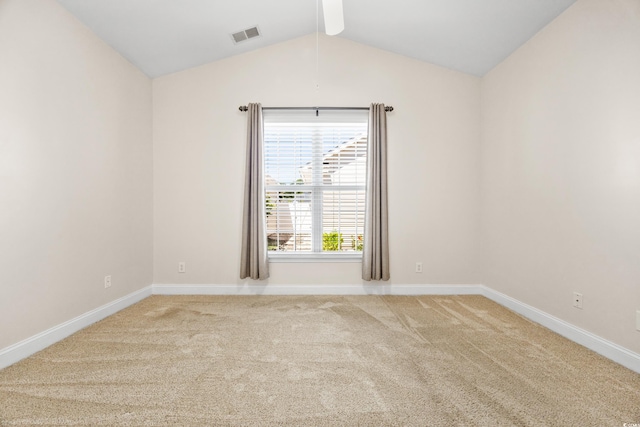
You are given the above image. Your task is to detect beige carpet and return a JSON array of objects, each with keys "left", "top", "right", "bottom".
[{"left": 0, "top": 295, "right": 639, "bottom": 426}]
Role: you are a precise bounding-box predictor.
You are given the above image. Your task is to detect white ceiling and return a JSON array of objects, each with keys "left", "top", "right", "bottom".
[{"left": 55, "top": 0, "right": 577, "bottom": 78}]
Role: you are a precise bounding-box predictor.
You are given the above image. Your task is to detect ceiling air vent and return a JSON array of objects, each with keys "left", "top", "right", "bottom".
[{"left": 231, "top": 26, "right": 261, "bottom": 44}]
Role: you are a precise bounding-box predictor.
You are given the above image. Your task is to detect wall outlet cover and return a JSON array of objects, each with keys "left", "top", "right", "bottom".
[{"left": 572, "top": 292, "right": 583, "bottom": 309}]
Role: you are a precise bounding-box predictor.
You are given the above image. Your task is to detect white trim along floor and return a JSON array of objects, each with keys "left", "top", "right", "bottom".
[{"left": 2, "top": 284, "right": 639, "bottom": 374}]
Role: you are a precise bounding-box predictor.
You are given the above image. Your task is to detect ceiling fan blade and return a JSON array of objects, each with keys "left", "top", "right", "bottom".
[{"left": 322, "top": 0, "right": 344, "bottom": 35}]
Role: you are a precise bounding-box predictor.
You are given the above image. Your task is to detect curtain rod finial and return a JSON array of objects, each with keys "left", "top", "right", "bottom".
[{"left": 239, "top": 106, "right": 248, "bottom": 112}]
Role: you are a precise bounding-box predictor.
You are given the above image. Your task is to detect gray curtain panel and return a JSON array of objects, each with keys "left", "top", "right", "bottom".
[
  {"left": 362, "top": 103, "right": 390, "bottom": 281},
  {"left": 240, "top": 103, "right": 269, "bottom": 280}
]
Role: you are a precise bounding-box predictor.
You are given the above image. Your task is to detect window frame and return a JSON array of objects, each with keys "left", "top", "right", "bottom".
[{"left": 263, "top": 110, "right": 368, "bottom": 262}]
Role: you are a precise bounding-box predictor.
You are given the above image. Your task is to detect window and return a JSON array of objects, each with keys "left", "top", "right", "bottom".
[{"left": 264, "top": 110, "right": 368, "bottom": 260}]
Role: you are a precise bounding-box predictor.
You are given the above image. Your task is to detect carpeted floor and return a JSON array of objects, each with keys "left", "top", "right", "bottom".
[{"left": 0, "top": 295, "right": 639, "bottom": 426}]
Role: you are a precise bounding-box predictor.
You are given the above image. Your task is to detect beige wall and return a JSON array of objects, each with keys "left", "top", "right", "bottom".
[
  {"left": 0, "top": 0, "right": 153, "bottom": 349},
  {"left": 481, "top": 0, "right": 640, "bottom": 352},
  {"left": 153, "top": 34, "right": 481, "bottom": 286}
]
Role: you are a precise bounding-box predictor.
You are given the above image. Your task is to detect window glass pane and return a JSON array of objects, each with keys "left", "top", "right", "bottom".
[
  {"left": 322, "top": 190, "right": 365, "bottom": 252},
  {"left": 266, "top": 190, "right": 312, "bottom": 252},
  {"left": 264, "top": 126, "right": 313, "bottom": 185}
]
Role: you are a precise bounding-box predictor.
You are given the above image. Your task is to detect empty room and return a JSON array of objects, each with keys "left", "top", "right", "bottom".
[{"left": 1, "top": 0, "right": 639, "bottom": 424}]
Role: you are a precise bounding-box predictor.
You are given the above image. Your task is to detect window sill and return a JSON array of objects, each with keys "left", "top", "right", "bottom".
[{"left": 268, "top": 253, "right": 363, "bottom": 263}]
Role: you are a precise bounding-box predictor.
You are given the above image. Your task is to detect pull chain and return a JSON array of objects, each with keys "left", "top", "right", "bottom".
[{"left": 316, "top": 0, "right": 320, "bottom": 92}]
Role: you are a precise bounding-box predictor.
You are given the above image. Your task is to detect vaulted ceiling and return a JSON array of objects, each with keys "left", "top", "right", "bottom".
[{"left": 55, "top": 0, "right": 577, "bottom": 78}]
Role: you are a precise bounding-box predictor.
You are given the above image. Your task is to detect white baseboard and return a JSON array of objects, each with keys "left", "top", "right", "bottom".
[
  {"left": 0, "top": 286, "right": 152, "bottom": 370},
  {"left": 151, "top": 283, "right": 483, "bottom": 296},
  {"left": 480, "top": 286, "right": 640, "bottom": 374},
  {"left": 2, "top": 283, "right": 639, "bottom": 375}
]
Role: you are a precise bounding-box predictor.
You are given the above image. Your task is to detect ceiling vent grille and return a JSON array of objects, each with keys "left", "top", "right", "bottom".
[{"left": 231, "top": 26, "right": 261, "bottom": 44}]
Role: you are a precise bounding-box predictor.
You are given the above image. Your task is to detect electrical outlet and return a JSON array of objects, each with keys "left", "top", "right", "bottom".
[
  {"left": 572, "top": 292, "right": 583, "bottom": 309},
  {"left": 178, "top": 262, "right": 186, "bottom": 273},
  {"left": 415, "top": 262, "right": 423, "bottom": 273},
  {"left": 104, "top": 275, "right": 112, "bottom": 289}
]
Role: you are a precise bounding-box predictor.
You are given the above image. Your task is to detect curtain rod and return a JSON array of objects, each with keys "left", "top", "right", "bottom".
[{"left": 238, "top": 106, "right": 394, "bottom": 113}]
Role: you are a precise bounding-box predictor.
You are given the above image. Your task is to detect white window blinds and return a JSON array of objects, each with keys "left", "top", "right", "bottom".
[{"left": 263, "top": 110, "right": 368, "bottom": 256}]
